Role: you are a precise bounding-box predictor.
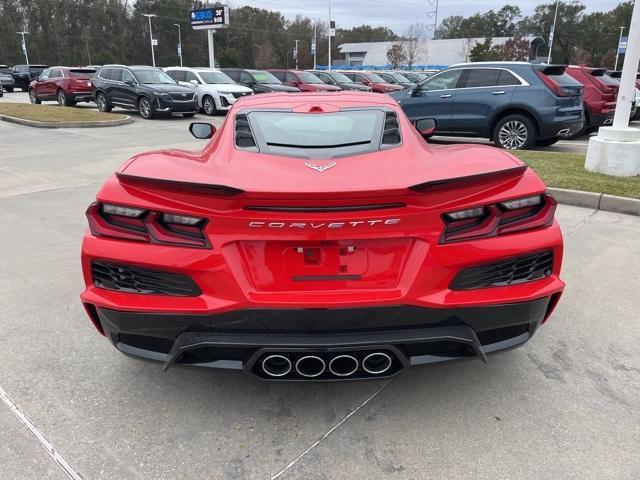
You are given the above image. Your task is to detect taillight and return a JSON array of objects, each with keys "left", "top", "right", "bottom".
[
  {"left": 441, "top": 194, "right": 556, "bottom": 243},
  {"left": 86, "top": 202, "right": 210, "bottom": 248},
  {"left": 535, "top": 70, "right": 567, "bottom": 97}
]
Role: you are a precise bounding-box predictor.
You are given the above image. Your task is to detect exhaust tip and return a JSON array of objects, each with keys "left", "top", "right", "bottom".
[
  {"left": 261, "top": 354, "right": 292, "bottom": 377},
  {"left": 557, "top": 128, "right": 570, "bottom": 136},
  {"left": 295, "top": 355, "right": 326, "bottom": 378},
  {"left": 362, "top": 352, "right": 392, "bottom": 375},
  {"left": 328, "top": 355, "right": 359, "bottom": 377}
]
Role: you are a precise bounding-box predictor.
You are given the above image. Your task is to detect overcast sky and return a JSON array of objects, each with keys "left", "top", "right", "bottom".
[{"left": 231, "top": 0, "right": 625, "bottom": 33}]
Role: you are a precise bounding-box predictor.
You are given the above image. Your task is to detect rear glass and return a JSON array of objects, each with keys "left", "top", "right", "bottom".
[
  {"left": 250, "top": 71, "right": 281, "bottom": 84},
  {"left": 249, "top": 111, "right": 381, "bottom": 148},
  {"left": 598, "top": 74, "right": 619, "bottom": 85},
  {"left": 0, "top": 67, "right": 11, "bottom": 74},
  {"left": 29, "top": 66, "right": 45, "bottom": 74},
  {"left": 69, "top": 69, "right": 96, "bottom": 78},
  {"left": 546, "top": 72, "right": 582, "bottom": 86}
]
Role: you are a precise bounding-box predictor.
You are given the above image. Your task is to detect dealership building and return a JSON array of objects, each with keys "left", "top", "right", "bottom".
[{"left": 336, "top": 36, "right": 544, "bottom": 70}]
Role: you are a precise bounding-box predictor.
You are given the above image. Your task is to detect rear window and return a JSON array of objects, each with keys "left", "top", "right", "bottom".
[
  {"left": 0, "top": 67, "right": 11, "bottom": 74},
  {"left": 69, "top": 69, "right": 96, "bottom": 78},
  {"left": 29, "top": 66, "right": 45, "bottom": 74},
  {"left": 249, "top": 110, "right": 382, "bottom": 148},
  {"left": 598, "top": 74, "right": 619, "bottom": 85}
]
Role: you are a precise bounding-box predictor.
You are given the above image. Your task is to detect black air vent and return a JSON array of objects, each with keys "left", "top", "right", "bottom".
[
  {"left": 235, "top": 114, "right": 257, "bottom": 148},
  {"left": 450, "top": 251, "right": 553, "bottom": 290},
  {"left": 92, "top": 261, "right": 201, "bottom": 296},
  {"left": 244, "top": 203, "right": 405, "bottom": 213},
  {"left": 382, "top": 111, "right": 401, "bottom": 145}
]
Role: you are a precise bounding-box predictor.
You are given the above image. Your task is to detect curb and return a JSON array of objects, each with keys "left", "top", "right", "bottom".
[
  {"left": 549, "top": 187, "right": 640, "bottom": 217},
  {"left": 0, "top": 114, "right": 132, "bottom": 128}
]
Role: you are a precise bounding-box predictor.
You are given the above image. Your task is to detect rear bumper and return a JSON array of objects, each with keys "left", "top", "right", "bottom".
[
  {"left": 70, "top": 91, "right": 93, "bottom": 102},
  {"left": 588, "top": 112, "right": 615, "bottom": 128},
  {"left": 93, "top": 295, "right": 560, "bottom": 380},
  {"left": 538, "top": 116, "right": 584, "bottom": 139}
]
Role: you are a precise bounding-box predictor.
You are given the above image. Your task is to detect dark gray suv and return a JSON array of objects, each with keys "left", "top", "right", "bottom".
[{"left": 391, "top": 62, "right": 584, "bottom": 149}]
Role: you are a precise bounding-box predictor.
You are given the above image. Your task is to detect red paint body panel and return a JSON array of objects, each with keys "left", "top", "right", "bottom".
[{"left": 30, "top": 66, "right": 94, "bottom": 101}]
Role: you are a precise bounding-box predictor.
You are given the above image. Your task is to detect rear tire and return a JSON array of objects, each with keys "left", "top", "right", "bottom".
[
  {"left": 138, "top": 96, "right": 154, "bottom": 119},
  {"left": 57, "top": 89, "right": 70, "bottom": 107},
  {"left": 29, "top": 89, "right": 41, "bottom": 104},
  {"left": 96, "top": 92, "right": 112, "bottom": 112},
  {"left": 6, "top": 87, "right": 13, "bottom": 93},
  {"left": 493, "top": 114, "right": 536, "bottom": 150},
  {"left": 535, "top": 137, "right": 560, "bottom": 147}
]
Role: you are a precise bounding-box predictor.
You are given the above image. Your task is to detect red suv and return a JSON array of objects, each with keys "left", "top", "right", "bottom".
[
  {"left": 268, "top": 70, "right": 341, "bottom": 92},
  {"left": 29, "top": 67, "right": 96, "bottom": 106},
  {"left": 341, "top": 71, "right": 404, "bottom": 93},
  {"left": 564, "top": 66, "right": 618, "bottom": 137}
]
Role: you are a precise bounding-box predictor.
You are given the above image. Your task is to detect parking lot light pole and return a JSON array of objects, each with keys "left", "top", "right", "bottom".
[
  {"left": 328, "top": 0, "right": 332, "bottom": 70},
  {"left": 142, "top": 14, "right": 157, "bottom": 67},
  {"left": 17, "top": 31, "right": 29, "bottom": 65},
  {"left": 547, "top": 0, "right": 559, "bottom": 63},
  {"left": 585, "top": 0, "right": 640, "bottom": 177},
  {"left": 174, "top": 24, "right": 183, "bottom": 67},
  {"left": 294, "top": 40, "right": 299, "bottom": 69},
  {"left": 614, "top": 26, "right": 625, "bottom": 71}
]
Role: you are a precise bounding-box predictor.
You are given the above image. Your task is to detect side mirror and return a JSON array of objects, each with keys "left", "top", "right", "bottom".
[
  {"left": 415, "top": 118, "right": 436, "bottom": 136},
  {"left": 124, "top": 80, "right": 136, "bottom": 87},
  {"left": 189, "top": 122, "right": 216, "bottom": 139},
  {"left": 410, "top": 84, "right": 421, "bottom": 97},
  {"left": 190, "top": 79, "right": 199, "bottom": 85}
]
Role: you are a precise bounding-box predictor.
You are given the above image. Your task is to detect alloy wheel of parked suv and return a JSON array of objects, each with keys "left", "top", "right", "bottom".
[
  {"left": 494, "top": 115, "right": 536, "bottom": 150},
  {"left": 138, "top": 97, "right": 154, "bottom": 119},
  {"left": 57, "top": 90, "right": 73, "bottom": 107},
  {"left": 29, "top": 89, "right": 41, "bottom": 104},
  {"left": 202, "top": 96, "right": 217, "bottom": 116},
  {"left": 96, "top": 93, "right": 112, "bottom": 112}
]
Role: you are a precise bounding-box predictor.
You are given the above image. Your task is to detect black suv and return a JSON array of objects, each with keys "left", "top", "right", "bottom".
[
  {"left": 390, "top": 62, "right": 584, "bottom": 149},
  {"left": 92, "top": 65, "right": 198, "bottom": 119},
  {"left": 12, "top": 64, "right": 48, "bottom": 91},
  {"left": 0, "top": 65, "right": 16, "bottom": 93},
  {"left": 221, "top": 69, "right": 300, "bottom": 93}
]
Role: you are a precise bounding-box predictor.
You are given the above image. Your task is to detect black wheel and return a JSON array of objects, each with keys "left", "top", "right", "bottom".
[
  {"left": 96, "top": 92, "right": 112, "bottom": 112},
  {"left": 21, "top": 86, "right": 28, "bottom": 92},
  {"left": 6, "top": 87, "right": 13, "bottom": 93},
  {"left": 202, "top": 95, "right": 217, "bottom": 116},
  {"left": 182, "top": 112, "right": 196, "bottom": 118},
  {"left": 535, "top": 137, "right": 560, "bottom": 147},
  {"left": 57, "top": 89, "right": 70, "bottom": 107},
  {"left": 493, "top": 114, "right": 536, "bottom": 150},
  {"left": 29, "top": 89, "right": 41, "bottom": 104},
  {"left": 138, "top": 96, "right": 154, "bottom": 119}
]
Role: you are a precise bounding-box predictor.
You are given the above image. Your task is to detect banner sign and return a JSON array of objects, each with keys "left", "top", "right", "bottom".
[{"left": 618, "top": 36, "right": 628, "bottom": 54}]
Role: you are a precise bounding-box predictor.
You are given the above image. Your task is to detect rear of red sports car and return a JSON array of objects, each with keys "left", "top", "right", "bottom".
[{"left": 80, "top": 92, "right": 564, "bottom": 380}]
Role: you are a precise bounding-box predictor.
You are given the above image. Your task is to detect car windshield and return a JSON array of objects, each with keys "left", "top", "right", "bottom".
[
  {"left": 297, "top": 72, "right": 323, "bottom": 84},
  {"left": 69, "top": 69, "right": 96, "bottom": 78},
  {"left": 198, "top": 71, "right": 235, "bottom": 84},
  {"left": 250, "top": 71, "right": 281, "bottom": 84},
  {"left": 365, "top": 73, "right": 385, "bottom": 83},
  {"left": 328, "top": 72, "right": 352, "bottom": 83},
  {"left": 248, "top": 110, "right": 381, "bottom": 148},
  {"left": 390, "top": 73, "right": 410, "bottom": 83},
  {"left": 134, "top": 70, "right": 176, "bottom": 84},
  {"left": 0, "top": 67, "right": 11, "bottom": 74}
]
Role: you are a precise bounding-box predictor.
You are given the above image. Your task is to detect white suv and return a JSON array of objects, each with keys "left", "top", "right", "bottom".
[{"left": 164, "top": 67, "right": 253, "bottom": 115}]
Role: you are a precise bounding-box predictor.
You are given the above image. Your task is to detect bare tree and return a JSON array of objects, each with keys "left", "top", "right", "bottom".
[
  {"left": 402, "top": 22, "right": 428, "bottom": 68},
  {"left": 461, "top": 37, "right": 473, "bottom": 62},
  {"left": 255, "top": 39, "right": 278, "bottom": 69},
  {"left": 386, "top": 43, "right": 407, "bottom": 69}
]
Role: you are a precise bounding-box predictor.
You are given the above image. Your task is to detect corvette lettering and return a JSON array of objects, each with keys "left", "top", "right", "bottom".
[{"left": 248, "top": 219, "right": 401, "bottom": 228}]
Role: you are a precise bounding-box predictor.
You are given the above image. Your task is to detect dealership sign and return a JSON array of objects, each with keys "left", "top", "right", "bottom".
[{"left": 190, "top": 7, "right": 230, "bottom": 30}]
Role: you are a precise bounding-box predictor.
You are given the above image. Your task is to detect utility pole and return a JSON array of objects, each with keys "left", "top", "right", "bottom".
[
  {"left": 294, "top": 40, "right": 299, "bottom": 69},
  {"left": 142, "top": 14, "right": 157, "bottom": 67},
  {"left": 547, "top": 0, "right": 560, "bottom": 63},
  {"left": 17, "top": 31, "right": 29, "bottom": 65},
  {"left": 426, "top": 0, "right": 439, "bottom": 39},
  {"left": 328, "top": 0, "right": 333, "bottom": 70},
  {"left": 174, "top": 23, "right": 183, "bottom": 67},
  {"left": 312, "top": 22, "right": 317, "bottom": 69},
  {"left": 614, "top": 26, "right": 625, "bottom": 71}
]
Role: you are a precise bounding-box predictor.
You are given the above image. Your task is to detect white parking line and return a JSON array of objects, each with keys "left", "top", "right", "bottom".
[{"left": 0, "top": 385, "right": 83, "bottom": 480}]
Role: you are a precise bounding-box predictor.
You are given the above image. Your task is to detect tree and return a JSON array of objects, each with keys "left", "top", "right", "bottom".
[
  {"left": 572, "top": 47, "right": 592, "bottom": 65},
  {"left": 600, "top": 49, "right": 617, "bottom": 70},
  {"left": 469, "top": 37, "right": 504, "bottom": 62},
  {"left": 402, "top": 22, "right": 427, "bottom": 68},
  {"left": 386, "top": 43, "right": 406, "bottom": 68},
  {"left": 502, "top": 35, "right": 531, "bottom": 61},
  {"left": 254, "top": 39, "right": 278, "bottom": 69},
  {"left": 435, "top": 5, "right": 521, "bottom": 39}
]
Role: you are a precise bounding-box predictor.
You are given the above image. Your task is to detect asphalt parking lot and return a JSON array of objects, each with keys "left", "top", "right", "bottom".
[{"left": 1, "top": 102, "right": 639, "bottom": 480}]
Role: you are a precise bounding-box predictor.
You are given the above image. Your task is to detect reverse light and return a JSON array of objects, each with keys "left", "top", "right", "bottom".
[
  {"left": 441, "top": 193, "right": 556, "bottom": 243},
  {"left": 86, "top": 202, "right": 210, "bottom": 248}
]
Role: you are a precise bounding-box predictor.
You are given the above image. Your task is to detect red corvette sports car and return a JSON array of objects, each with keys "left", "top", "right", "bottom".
[{"left": 81, "top": 92, "right": 564, "bottom": 381}]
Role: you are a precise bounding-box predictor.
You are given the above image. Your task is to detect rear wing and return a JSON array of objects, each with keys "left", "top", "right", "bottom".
[{"left": 531, "top": 64, "right": 568, "bottom": 76}]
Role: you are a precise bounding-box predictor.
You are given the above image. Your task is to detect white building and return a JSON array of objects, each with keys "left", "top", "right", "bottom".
[{"left": 337, "top": 36, "right": 544, "bottom": 70}]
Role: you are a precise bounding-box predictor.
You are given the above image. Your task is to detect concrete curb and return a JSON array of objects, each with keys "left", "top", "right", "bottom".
[
  {"left": 549, "top": 187, "right": 640, "bottom": 216},
  {"left": 0, "top": 114, "right": 132, "bottom": 128}
]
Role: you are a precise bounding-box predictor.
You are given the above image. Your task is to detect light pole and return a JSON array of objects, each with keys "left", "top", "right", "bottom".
[
  {"left": 174, "top": 23, "right": 183, "bottom": 67},
  {"left": 294, "top": 39, "right": 299, "bottom": 69},
  {"left": 17, "top": 31, "right": 29, "bottom": 65},
  {"left": 547, "top": 0, "right": 559, "bottom": 63},
  {"left": 142, "top": 14, "right": 157, "bottom": 67},
  {"left": 614, "top": 26, "right": 625, "bottom": 71},
  {"left": 328, "top": 0, "right": 332, "bottom": 70}
]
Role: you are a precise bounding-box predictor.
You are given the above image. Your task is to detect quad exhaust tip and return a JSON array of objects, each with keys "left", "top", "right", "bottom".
[
  {"left": 262, "top": 354, "right": 292, "bottom": 377},
  {"left": 328, "top": 355, "right": 359, "bottom": 377},
  {"left": 295, "top": 355, "right": 326, "bottom": 378},
  {"left": 362, "top": 352, "right": 392, "bottom": 375}
]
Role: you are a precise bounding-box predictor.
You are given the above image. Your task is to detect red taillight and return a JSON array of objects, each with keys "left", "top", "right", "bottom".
[
  {"left": 86, "top": 202, "right": 210, "bottom": 248},
  {"left": 535, "top": 70, "right": 567, "bottom": 97},
  {"left": 440, "top": 194, "right": 556, "bottom": 243}
]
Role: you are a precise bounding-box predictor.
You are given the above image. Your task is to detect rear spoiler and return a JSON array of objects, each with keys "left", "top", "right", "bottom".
[
  {"left": 116, "top": 173, "right": 244, "bottom": 197},
  {"left": 589, "top": 68, "right": 608, "bottom": 77},
  {"left": 409, "top": 165, "right": 528, "bottom": 193},
  {"left": 531, "top": 64, "right": 567, "bottom": 76}
]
